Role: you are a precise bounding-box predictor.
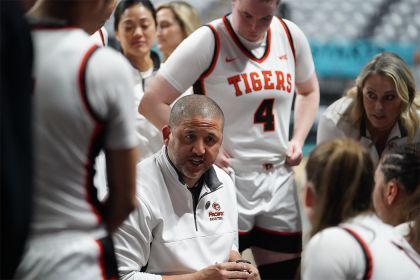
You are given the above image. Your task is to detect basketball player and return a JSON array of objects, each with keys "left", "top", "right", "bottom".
[
  {"left": 302, "top": 139, "right": 420, "bottom": 279},
  {"left": 139, "top": 0, "right": 320, "bottom": 278},
  {"left": 15, "top": 0, "right": 139, "bottom": 279},
  {"left": 91, "top": 26, "right": 109, "bottom": 201}
]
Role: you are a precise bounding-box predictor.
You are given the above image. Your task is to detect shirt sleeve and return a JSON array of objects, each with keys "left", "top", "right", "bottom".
[
  {"left": 317, "top": 111, "right": 342, "bottom": 144},
  {"left": 316, "top": 97, "right": 351, "bottom": 144},
  {"left": 159, "top": 26, "right": 215, "bottom": 94},
  {"left": 302, "top": 227, "right": 365, "bottom": 280},
  {"left": 113, "top": 195, "right": 161, "bottom": 280},
  {"left": 215, "top": 167, "right": 239, "bottom": 252},
  {"left": 86, "top": 48, "right": 138, "bottom": 149},
  {"left": 284, "top": 19, "right": 315, "bottom": 84}
]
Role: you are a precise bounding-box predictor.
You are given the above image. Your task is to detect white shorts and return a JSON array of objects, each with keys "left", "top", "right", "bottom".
[
  {"left": 230, "top": 159, "right": 302, "bottom": 253},
  {"left": 15, "top": 232, "right": 118, "bottom": 280}
]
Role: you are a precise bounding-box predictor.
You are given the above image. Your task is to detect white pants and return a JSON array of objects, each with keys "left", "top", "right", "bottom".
[{"left": 15, "top": 232, "right": 115, "bottom": 280}]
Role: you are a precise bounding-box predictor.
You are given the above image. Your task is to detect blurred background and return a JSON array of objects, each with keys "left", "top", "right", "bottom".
[{"left": 104, "top": 0, "right": 420, "bottom": 148}]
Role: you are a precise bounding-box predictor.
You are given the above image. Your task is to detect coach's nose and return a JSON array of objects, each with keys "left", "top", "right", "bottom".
[{"left": 192, "top": 139, "right": 205, "bottom": 156}]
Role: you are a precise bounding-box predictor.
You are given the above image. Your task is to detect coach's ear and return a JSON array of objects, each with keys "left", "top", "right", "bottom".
[{"left": 162, "top": 125, "right": 171, "bottom": 145}]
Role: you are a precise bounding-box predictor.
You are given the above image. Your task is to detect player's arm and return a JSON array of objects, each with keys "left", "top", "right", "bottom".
[
  {"left": 139, "top": 26, "right": 215, "bottom": 129},
  {"left": 287, "top": 74, "right": 320, "bottom": 166},
  {"left": 114, "top": 198, "right": 161, "bottom": 280},
  {"left": 88, "top": 49, "right": 140, "bottom": 230},
  {"left": 139, "top": 74, "right": 181, "bottom": 130},
  {"left": 285, "top": 20, "right": 320, "bottom": 166},
  {"left": 103, "top": 148, "right": 138, "bottom": 232}
]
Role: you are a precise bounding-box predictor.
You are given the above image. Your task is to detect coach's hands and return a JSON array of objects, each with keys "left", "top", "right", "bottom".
[
  {"left": 286, "top": 139, "right": 303, "bottom": 166},
  {"left": 193, "top": 262, "right": 259, "bottom": 280}
]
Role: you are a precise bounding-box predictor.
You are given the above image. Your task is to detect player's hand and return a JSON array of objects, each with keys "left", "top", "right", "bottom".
[
  {"left": 285, "top": 140, "right": 303, "bottom": 166},
  {"left": 215, "top": 147, "right": 231, "bottom": 174},
  {"left": 193, "top": 262, "right": 259, "bottom": 280}
]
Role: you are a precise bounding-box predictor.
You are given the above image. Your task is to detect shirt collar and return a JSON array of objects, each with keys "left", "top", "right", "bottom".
[
  {"left": 164, "top": 147, "right": 222, "bottom": 191},
  {"left": 360, "top": 117, "right": 407, "bottom": 141}
]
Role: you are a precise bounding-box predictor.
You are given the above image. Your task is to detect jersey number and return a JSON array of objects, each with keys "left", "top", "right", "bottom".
[{"left": 254, "top": 99, "right": 275, "bottom": 131}]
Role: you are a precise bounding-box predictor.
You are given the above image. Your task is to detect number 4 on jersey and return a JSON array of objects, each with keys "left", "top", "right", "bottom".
[{"left": 254, "top": 98, "right": 275, "bottom": 132}]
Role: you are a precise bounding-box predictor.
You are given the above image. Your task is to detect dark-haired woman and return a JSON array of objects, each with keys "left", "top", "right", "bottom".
[{"left": 114, "top": 0, "right": 162, "bottom": 161}]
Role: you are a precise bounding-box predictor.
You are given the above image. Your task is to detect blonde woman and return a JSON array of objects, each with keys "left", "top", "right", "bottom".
[
  {"left": 317, "top": 52, "right": 420, "bottom": 165},
  {"left": 156, "top": 1, "right": 201, "bottom": 60}
]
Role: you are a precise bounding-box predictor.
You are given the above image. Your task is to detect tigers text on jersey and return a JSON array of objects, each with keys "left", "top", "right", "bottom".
[
  {"left": 159, "top": 15, "right": 314, "bottom": 161},
  {"left": 195, "top": 16, "right": 295, "bottom": 160}
]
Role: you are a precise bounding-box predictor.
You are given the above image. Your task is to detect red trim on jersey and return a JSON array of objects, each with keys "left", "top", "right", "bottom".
[
  {"left": 391, "top": 241, "right": 420, "bottom": 268},
  {"left": 78, "top": 45, "right": 100, "bottom": 121},
  {"left": 276, "top": 17, "right": 296, "bottom": 64},
  {"left": 201, "top": 24, "right": 220, "bottom": 79},
  {"left": 222, "top": 16, "right": 271, "bottom": 63},
  {"left": 254, "top": 226, "right": 302, "bottom": 236},
  {"left": 196, "top": 24, "right": 221, "bottom": 95},
  {"left": 343, "top": 227, "right": 373, "bottom": 280},
  {"left": 95, "top": 240, "right": 107, "bottom": 280},
  {"left": 78, "top": 45, "right": 105, "bottom": 224},
  {"left": 99, "top": 29, "right": 106, "bottom": 47},
  {"left": 84, "top": 124, "right": 105, "bottom": 224}
]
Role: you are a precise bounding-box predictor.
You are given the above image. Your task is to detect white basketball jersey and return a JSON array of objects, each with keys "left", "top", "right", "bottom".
[
  {"left": 31, "top": 26, "right": 114, "bottom": 236},
  {"left": 194, "top": 16, "right": 296, "bottom": 160},
  {"left": 342, "top": 215, "right": 420, "bottom": 280},
  {"left": 90, "top": 26, "right": 108, "bottom": 47}
]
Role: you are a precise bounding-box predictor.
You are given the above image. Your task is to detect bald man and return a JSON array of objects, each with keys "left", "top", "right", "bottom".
[
  {"left": 16, "top": 0, "right": 138, "bottom": 278},
  {"left": 113, "top": 95, "right": 259, "bottom": 280}
]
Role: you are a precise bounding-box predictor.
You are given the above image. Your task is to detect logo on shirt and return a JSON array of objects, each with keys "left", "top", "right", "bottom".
[
  {"left": 212, "top": 202, "right": 221, "bottom": 211},
  {"left": 208, "top": 202, "right": 224, "bottom": 221}
]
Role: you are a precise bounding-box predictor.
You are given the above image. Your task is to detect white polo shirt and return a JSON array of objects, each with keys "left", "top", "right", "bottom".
[
  {"left": 317, "top": 96, "right": 420, "bottom": 165},
  {"left": 113, "top": 147, "right": 239, "bottom": 279}
]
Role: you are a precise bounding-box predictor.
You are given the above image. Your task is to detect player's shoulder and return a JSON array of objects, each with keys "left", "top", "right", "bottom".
[
  {"left": 91, "top": 47, "right": 127, "bottom": 65},
  {"left": 207, "top": 17, "right": 224, "bottom": 28},
  {"left": 307, "top": 226, "right": 360, "bottom": 255},
  {"left": 88, "top": 47, "right": 132, "bottom": 79},
  {"left": 324, "top": 96, "right": 353, "bottom": 116},
  {"left": 273, "top": 17, "right": 299, "bottom": 31}
]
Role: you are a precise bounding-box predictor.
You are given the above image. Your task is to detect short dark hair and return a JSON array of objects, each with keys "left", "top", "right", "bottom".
[
  {"left": 380, "top": 143, "right": 420, "bottom": 194},
  {"left": 169, "top": 95, "right": 224, "bottom": 129},
  {"left": 114, "top": 0, "right": 156, "bottom": 31}
]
